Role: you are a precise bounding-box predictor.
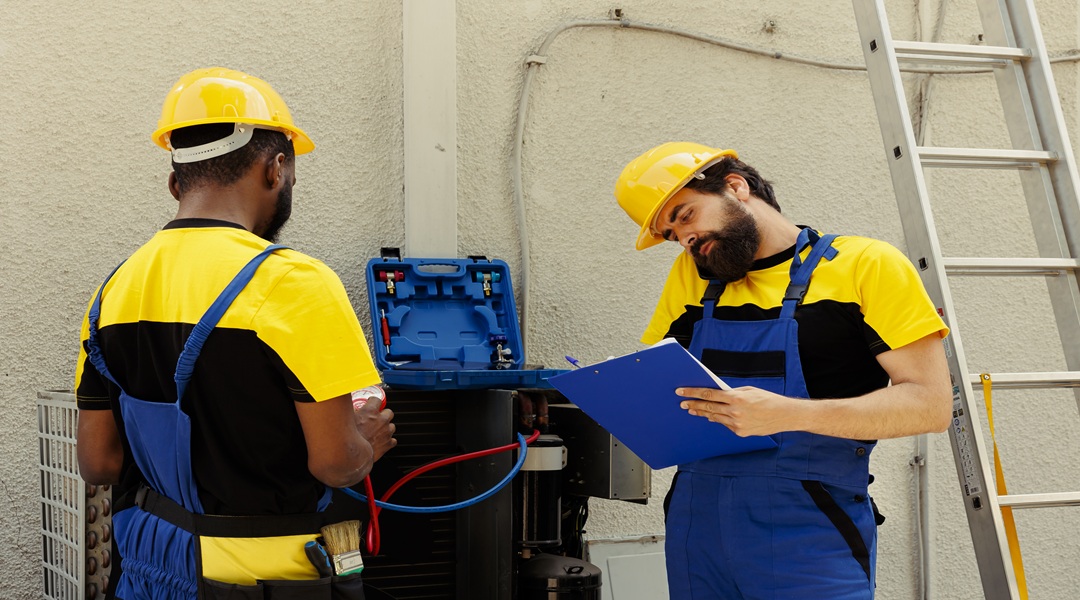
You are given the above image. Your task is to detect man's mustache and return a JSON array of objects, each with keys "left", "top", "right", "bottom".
[{"left": 691, "top": 233, "right": 721, "bottom": 257}]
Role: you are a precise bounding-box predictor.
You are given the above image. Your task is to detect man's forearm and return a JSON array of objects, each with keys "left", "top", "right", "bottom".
[
  {"left": 678, "top": 333, "right": 953, "bottom": 439},
  {"left": 793, "top": 381, "right": 951, "bottom": 440}
]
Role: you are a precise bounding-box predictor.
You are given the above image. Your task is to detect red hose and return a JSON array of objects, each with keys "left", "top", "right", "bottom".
[
  {"left": 363, "top": 475, "right": 380, "bottom": 555},
  {"left": 363, "top": 429, "right": 541, "bottom": 555}
]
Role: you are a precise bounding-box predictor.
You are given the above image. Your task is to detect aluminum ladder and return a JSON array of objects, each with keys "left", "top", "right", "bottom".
[{"left": 852, "top": 0, "right": 1080, "bottom": 598}]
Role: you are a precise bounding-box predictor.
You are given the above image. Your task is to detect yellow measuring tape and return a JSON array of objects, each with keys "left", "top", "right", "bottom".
[{"left": 981, "top": 372, "right": 1028, "bottom": 599}]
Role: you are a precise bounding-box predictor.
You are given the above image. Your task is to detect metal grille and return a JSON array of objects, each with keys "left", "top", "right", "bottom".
[
  {"left": 340, "top": 392, "right": 460, "bottom": 599},
  {"left": 38, "top": 391, "right": 112, "bottom": 600}
]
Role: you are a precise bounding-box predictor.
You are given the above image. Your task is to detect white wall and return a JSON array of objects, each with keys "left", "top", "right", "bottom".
[{"left": 2, "top": 1, "right": 1079, "bottom": 598}]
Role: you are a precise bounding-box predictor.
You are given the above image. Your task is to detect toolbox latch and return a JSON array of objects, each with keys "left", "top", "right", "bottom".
[
  {"left": 380, "top": 247, "right": 403, "bottom": 261},
  {"left": 467, "top": 254, "right": 490, "bottom": 263}
]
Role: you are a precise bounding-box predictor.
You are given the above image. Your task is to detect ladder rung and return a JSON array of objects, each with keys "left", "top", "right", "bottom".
[
  {"left": 891, "top": 41, "right": 1031, "bottom": 66},
  {"left": 943, "top": 257, "right": 1080, "bottom": 275},
  {"left": 998, "top": 492, "right": 1080, "bottom": 509},
  {"left": 967, "top": 372, "right": 1080, "bottom": 389},
  {"left": 918, "top": 147, "right": 1057, "bottom": 169}
]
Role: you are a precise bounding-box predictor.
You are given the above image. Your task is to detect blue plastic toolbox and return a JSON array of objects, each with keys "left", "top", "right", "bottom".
[{"left": 365, "top": 250, "right": 566, "bottom": 390}]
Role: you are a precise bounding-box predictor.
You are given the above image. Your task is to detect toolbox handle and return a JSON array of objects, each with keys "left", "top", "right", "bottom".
[{"left": 413, "top": 261, "right": 466, "bottom": 277}]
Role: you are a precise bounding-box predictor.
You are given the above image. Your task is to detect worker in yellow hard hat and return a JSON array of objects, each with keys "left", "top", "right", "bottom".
[
  {"left": 614, "top": 142, "right": 952, "bottom": 599},
  {"left": 75, "top": 68, "right": 396, "bottom": 600}
]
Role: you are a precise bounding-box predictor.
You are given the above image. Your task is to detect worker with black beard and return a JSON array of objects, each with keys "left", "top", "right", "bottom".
[{"left": 614, "top": 142, "right": 951, "bottom": 600}]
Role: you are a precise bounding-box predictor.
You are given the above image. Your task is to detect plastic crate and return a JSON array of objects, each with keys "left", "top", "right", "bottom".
[{"left": 37, "top": 391, "right": 112, "bottom": 600}]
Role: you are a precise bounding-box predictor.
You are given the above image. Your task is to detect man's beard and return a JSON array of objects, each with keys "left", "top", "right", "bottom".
[
  {"left": 261, "top": 183, "right": 293, "bottom": 243},
  {"left": 690, "top": 200, "right": 761, "bottom": 283}
]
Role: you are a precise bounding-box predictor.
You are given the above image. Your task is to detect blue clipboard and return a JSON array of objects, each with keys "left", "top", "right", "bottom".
[{"left": 548, "top": 340, "right": 777, "bottom": 470}]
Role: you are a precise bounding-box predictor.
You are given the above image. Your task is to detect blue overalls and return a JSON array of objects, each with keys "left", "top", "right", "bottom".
[
  {"left": 85, "top": 244, "right": 362, "bottom": 600},
  {"left": 665, "top": 229, "right": 879, "bottom": 600}
]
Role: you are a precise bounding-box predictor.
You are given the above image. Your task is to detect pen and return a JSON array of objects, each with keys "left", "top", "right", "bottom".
[{"left": 564, "top": 355, "right": 581, "bottom": 369}]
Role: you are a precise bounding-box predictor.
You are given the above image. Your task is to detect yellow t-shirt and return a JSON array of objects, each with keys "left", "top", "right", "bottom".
[
  {"left": 642, "top": 234, "right": 948, "bottom": 399},
  {"left": 76, "top": 219, "right": 380, "bottom": 516}
]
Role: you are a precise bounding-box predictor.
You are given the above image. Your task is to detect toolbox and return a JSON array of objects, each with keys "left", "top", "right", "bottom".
[{"left": 365, "top": 249, "right": 566, "bottom": 390}]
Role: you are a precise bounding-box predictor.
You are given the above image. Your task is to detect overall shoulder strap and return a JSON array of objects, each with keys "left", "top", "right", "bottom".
[
  {"left": 699, "top": 280, "right": 727, "bottom": 319},
  {"left": 173, "top": 244, "right": 290, "bottom": 402},
  {"left": 780, "top": 229, "right": 839, "bottom": 319},
  {"left": 85, "top": 261, "right": 127, "bottom": 386}
]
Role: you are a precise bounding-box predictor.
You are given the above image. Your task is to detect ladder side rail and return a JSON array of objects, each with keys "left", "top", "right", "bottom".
[
  {"left": 978, "top": 0, "right": 1080, "bottom": 411},
  {"left": 975, "top": 1, "right": 1070, "bottom": 257},
  {"left": 852, "top": 2, "right": 1021, "bottom": 598},
  {"left": 976, "top": 0, "right": 1080, "bottom": 269},
  {"left": 999, "top": 0, "right": 1080, "bottom": 248}
]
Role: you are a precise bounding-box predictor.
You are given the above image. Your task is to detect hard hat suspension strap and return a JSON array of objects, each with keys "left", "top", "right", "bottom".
[{"left": 169, "top": 122, "right": 288, "bottom": 164}]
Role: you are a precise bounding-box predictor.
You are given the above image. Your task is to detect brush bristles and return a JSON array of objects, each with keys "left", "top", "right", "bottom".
[{"left": 320, "top": 520, "right": 361, "bottom": 556}]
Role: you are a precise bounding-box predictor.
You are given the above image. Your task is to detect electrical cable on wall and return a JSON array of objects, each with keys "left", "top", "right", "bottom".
[{"left": 910, "top": 2, "right": 951, "bottom": 593}]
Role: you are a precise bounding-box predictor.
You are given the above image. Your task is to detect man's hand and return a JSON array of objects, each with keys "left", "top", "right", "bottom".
[
  {"left": 297, "top": 393, "right": 393, "bottom": 488},
  {"left": 353, "top": 399, "right": 397, "bottom": 462},
  {"left": 677, "top": 386, "right": 797, "bottom": 437}
]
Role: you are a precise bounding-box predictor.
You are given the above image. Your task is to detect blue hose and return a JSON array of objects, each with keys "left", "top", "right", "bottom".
[{"left": 338, "top": 432, "right": 528, "bottom": 513}]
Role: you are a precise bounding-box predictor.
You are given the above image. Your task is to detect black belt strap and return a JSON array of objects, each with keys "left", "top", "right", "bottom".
[
  {"left": 134, "top": 485, "right": 327, "bottom": 538},
  {"left": 801, "top": 480, "right": 872, "bottom": 582}
]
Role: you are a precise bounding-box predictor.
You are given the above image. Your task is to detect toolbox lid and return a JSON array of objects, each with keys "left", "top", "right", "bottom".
[{"left": 366, "top": 254, "right": 565, "bottom": 390}]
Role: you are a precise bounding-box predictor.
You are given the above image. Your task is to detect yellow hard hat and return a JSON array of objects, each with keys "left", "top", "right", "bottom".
[
  {"left": 614, "top": 142, "right": 738, "bottom": 250},
  {"left": 151, "top": 67, "right": 314, "bottom": 158}
]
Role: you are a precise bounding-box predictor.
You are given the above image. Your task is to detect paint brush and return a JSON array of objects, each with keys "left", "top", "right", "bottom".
[{"left": 320, "top": 520, "right": 364, "bottom": 576}]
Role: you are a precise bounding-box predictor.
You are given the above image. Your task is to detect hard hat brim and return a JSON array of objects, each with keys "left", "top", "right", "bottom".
[{"left": 633, "top": 148, "right": 738, "bottom": 251}]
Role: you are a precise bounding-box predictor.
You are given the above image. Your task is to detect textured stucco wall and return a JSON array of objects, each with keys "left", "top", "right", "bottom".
[
  {"left": 2, "top": 1, "right": 1079, "bottom": 599},
  {"left": 0, "top": 2, "right": 404, "bottom": 598}
]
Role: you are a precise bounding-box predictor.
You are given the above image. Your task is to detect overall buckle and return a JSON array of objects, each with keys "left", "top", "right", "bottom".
[{"left": 783, "top": 283, "right": 809, "bottom": 304}]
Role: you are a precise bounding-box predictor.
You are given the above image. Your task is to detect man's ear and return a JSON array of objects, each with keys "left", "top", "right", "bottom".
[
  {"left": 724, "top": 174, "right": 751, "bottom": 201},
  {"left": 168, "top": 171, "right": 181, "bottom": 201},
  {"left": 265, "top": 152, "right": 287, "bottom": 190}
]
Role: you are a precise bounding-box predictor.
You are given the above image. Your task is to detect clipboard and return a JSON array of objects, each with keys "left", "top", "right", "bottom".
[{"left": 548, "top": 339, "right": 777, "bottom": 470}]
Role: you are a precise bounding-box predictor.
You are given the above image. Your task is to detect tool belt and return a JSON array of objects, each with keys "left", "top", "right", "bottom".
[
  {"left": 133, "top": 485, "right": 367, "bottom": 600},
  {"left": 135, "top": 485, "right": 328, "bottom": 538}
]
